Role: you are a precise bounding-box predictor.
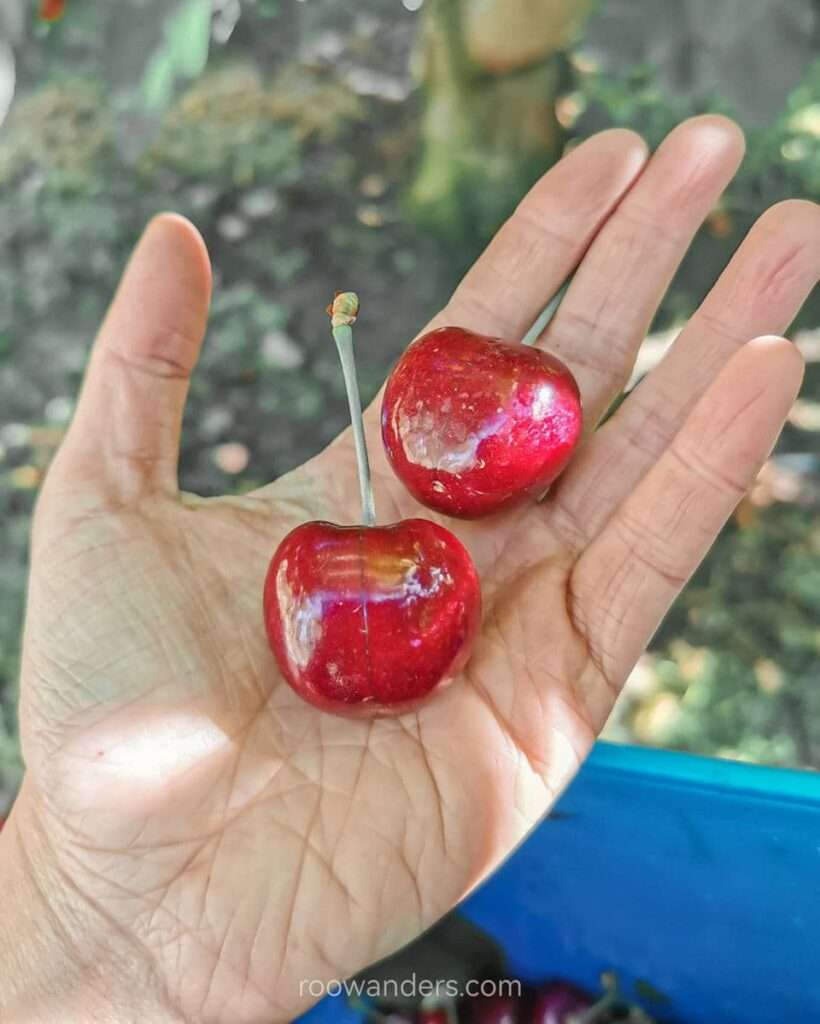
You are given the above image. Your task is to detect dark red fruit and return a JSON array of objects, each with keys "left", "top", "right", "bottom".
[
  {"left": 530, "top": 982, "right": 593, "bottom": 1024},
  {"left": 264, "top": 519, "right": 481, "bottom": 714},
  {"left": 418, "top": 1010, "right": 451, "bottom": 1024},
  {"left": 470, "top": 993, "right": 519, "bottom": 1024},
  {"left": 382, "top": 327, "right": 582, "bottom": 519}
]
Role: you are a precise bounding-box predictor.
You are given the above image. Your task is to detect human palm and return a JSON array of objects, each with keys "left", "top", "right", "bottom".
[{"left": 10, "top": 117, "right": 819, "bottom": 1024}]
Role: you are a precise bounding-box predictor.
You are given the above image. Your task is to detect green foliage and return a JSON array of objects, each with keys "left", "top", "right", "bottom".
[
  {"left": 0, "top": 79, "right": 112, "bottom": 192},
  {"left": 612, "top": 501, "right": 820, "bottom": 768},
  {"left": 581, "top": 57, "right": 820, "bottom": 206},
  {"left": 144, "top": 68, "right": 300, "bottom": 184}
]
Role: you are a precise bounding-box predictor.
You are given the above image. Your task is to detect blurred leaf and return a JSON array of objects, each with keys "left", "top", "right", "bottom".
[
  {"left": 140, "top": 0, "right": 212, "bottom": 112},
  {"left": 142, "top": 49, "right": 176, "bottom": 111},
  {"left": 168, "top": 0, "right": 212, "bottom": 78}
]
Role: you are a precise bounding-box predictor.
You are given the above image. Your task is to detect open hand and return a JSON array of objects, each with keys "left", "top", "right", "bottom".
[{"left": 1, "top": 115, "right": 818, "bottom": 1024}]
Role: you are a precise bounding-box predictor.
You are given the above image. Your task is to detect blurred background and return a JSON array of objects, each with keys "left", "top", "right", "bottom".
[{"left": 0, "top": 0, "right": 818, "bottom": 806}]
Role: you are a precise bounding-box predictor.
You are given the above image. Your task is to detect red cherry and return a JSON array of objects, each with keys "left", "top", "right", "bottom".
[
  {"left": 470, "top": 993, "right": 519, "bottom": 1024},
  {"left": 264, "top": 518, "right": 481, "bottom": 714},
  {"left": 382, "top": 327, "right": 582, "bottom": 518},
  {"left": 418, "top": 1010, "right": 451, "bottom": 1024},
  {"left": 530, "top": 982, "right": 593, "bottom": 1024},
  {"left": 418, "top": 995, "right": 458, "bottom": 1024}
]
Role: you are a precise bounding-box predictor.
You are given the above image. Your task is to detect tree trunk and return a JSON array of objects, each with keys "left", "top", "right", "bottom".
[{"left": 409, "top": 0, "right": 593, "bottom": 242}]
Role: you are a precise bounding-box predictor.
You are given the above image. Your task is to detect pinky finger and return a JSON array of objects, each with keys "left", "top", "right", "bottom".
[{"left": 569, "top": 336, "right": 804, "bottom": 699}]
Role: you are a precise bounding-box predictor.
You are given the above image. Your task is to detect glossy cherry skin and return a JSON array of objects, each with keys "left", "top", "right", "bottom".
[
  {"left": 382, "top": 327, "right": 583, "bottom": 518},
  {"left": 264, "top": 519, "right": 481, "bottom": 715}
]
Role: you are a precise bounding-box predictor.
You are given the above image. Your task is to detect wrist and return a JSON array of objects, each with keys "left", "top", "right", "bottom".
[{"left": 0, "top": 780, "right": 181, "bottom": 1024}]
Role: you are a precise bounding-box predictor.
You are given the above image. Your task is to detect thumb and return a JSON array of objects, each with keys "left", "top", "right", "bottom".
[{"left": 50, "top": 214, "right": 212, "bottom": 503}]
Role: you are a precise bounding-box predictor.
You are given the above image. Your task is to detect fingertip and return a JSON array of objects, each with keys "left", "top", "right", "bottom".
[
  {"left": 111, "top": 212, "right": 212, "bottom": 353},
  {"left": 746, "top": 333, "right": 805, "bottom": 386},
  {"left": 753, "top": 199, "right": 820, "bottom": 258},
  {"left": 98, "top": 212, "right": 214, "bottom": 395},
  {"left": 765, "top": 197, "right": 820, "bottom": 222},
  {"left": 574, "top": 126, "right": 649, "bottom": 172},
  {"left": 589, "top": 125, "right": 649, "bottom": 152},
  {"left": 554, "top": 127, "right": 648, "bottom": 209},
  {"left": 719, "top": 335, "right": 805, "bottom": 416},
  {"left": 668, "top": 113, "right": 746, "bottom": 161},
  {"left": 142, "top": 212, "right": 213, "bottom": 299},
  {"left": 647, "top": 116, "right": 745, "bottom": 199}
]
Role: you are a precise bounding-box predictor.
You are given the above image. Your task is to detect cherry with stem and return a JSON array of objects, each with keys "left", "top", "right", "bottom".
[{"left": 263, "top": 293, "right": 482, "bottom": 716}]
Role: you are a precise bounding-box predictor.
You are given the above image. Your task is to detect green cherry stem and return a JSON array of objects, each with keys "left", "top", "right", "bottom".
[
  {"left": 521, "top": 274, "right": 573, "bottom": 347},
  {"left": 329, "top": 292, "right": 377, "bottom": 527}
]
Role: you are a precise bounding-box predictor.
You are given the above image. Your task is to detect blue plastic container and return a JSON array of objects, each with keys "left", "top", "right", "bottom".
[{"left": 300, "top": 742, "right": 820, "bottom": 1024}]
